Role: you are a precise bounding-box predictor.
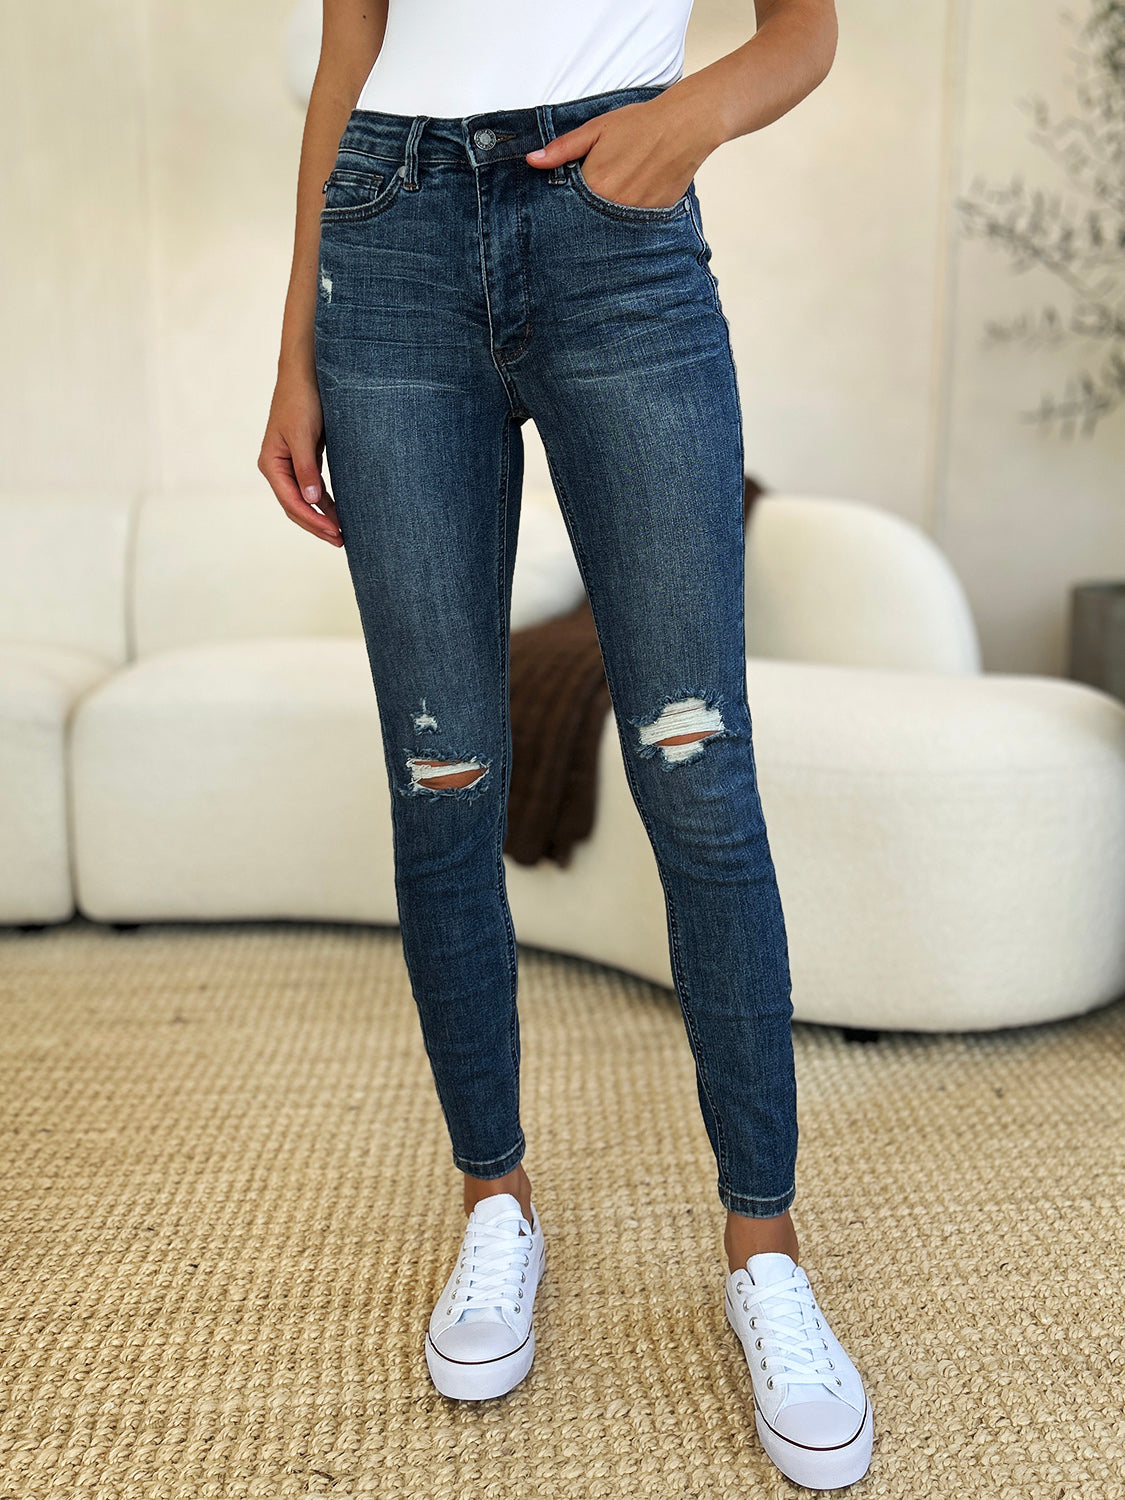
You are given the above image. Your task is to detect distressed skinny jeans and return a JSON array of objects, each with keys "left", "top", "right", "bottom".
[{"left": 314, "top": 84, "right": 798, "bottom": 1217}]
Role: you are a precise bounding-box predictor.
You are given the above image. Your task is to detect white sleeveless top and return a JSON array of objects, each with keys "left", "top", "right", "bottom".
[{"left": 356, "top": 1, "right": 694, "bottom": 118}]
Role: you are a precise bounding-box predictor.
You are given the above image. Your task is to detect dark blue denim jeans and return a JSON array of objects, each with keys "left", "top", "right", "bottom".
[{"left": 314, "top": 84, "right": 797, "bottom": 1217}]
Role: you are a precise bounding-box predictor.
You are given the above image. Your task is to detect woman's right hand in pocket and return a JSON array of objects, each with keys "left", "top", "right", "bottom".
[{"left": 257, "top": 370, "right": 344, "bottom": 547}]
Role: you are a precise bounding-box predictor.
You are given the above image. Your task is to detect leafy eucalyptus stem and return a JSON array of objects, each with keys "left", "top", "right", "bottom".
[{"left": 956, "top": 1, "right": 1125, "bottom": 436}]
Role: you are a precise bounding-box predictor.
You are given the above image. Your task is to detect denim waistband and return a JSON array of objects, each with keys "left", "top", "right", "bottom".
[{"left": 341, "top": 84, "right": 670, "bottom": 175}]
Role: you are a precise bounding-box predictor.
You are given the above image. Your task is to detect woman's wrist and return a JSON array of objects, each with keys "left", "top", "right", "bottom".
[
  {"left": 666, "top": 0, "right": 837, "bottom": 157},
  {"left": 659, "top": 72, "right": 736, "bottom": 163},
  {"left": 277, "top": 338, "right": 317, "bottom": 386}
]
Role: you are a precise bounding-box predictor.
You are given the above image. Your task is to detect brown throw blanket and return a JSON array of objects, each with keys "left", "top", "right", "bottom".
[{"left": 503, "top": 475, "right": 765, "bottom": 868}]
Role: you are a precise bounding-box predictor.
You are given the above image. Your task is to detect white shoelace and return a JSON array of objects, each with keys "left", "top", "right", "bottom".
[
  {"left": 737, "top": 1266, "right": 843, "bottom": 1394},
  {"left": 445, "top": 1214, "right": 532, "bottom": 1320}
]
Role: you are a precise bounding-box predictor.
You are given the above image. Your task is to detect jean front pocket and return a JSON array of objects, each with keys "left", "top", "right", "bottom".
[
  {"left": 321, "top": 153, "right": 405, "bottom": 223},
  {"left": 567, "top": 160, "right": 691, "bottom": 223}
]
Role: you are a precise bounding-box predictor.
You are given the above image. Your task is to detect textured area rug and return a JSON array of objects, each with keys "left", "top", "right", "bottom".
[{"left": 0, "top": 918, "right": 1122, "bottom": 1499}]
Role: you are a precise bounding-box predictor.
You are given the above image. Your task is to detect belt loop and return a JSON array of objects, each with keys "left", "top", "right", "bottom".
[
  {"left": 402, "top": 115, "right": 429, "bottom": 191},
  {"left": 536, "top": 104, "right": 566, "bottom": 186}
]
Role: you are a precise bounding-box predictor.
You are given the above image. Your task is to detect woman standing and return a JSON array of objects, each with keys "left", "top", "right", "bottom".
[{"left": 259, "top": 1, "right": 872, "bottom": 1488}]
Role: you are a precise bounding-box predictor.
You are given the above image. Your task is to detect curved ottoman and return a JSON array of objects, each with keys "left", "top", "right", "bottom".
[{"left": 506, "top": 658, "right": 1125, "bottom": 1031}]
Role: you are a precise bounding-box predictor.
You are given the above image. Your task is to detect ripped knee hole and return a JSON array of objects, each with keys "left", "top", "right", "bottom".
[
  {"left": 407, "top": 757, "right": 488, "bottom": 791},
  {"left": 638, "top": 697, "right": 727, "bottom": 765}
]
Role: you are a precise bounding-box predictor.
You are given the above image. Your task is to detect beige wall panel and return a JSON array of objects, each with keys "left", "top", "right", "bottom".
[
  {"left": 0, "top": 0, "right": 149, "bottom": 491},
  {"left": 943, "top": 0, "right": 1125, "bottom": 672},
  {"left": 145, "top": 0, "right": 303, "bottom": 490},
  {"left": 681, "top": 0, "right": 949, "bottom": 519}
]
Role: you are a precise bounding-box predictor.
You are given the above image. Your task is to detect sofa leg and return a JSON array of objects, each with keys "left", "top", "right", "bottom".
[
  {"left": 841, "top": 1025, "right": 882, "bottom": 1044},
  {"left": 111, "top": 922, "right": 141, "bottom": 933}
]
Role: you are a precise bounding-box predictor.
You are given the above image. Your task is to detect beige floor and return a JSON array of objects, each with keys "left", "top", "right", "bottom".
[{"left": 0, "top": 917, "right": 1122, "bottom": 1499}]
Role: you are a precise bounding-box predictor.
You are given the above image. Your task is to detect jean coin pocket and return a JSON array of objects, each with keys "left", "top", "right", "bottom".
[{"left": 321, "top": 164, "right": 403, "bottom": 222}]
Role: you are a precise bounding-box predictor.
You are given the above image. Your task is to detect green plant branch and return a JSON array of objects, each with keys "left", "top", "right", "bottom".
[{"left": 955, "top": 0, "right": 1125, "bottom": 434}]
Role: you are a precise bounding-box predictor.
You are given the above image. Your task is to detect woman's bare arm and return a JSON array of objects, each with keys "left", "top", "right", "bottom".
[
  {"left": 258, "top": 0, "right": 388, "bottom": 546},
  {"left": 679, "top": 0, "right": 838, "bottom": 146},
  {"left": 526, "top": 0, "right": 837, "bottom": 212}
]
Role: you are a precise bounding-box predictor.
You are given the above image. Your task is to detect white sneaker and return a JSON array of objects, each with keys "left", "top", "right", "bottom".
[
  {"left": 725, "top": 1252, "right": 873, "bottom": 1490},
  {"left": 425, "top": 1192, "right": 546, "bottom": 1401}
]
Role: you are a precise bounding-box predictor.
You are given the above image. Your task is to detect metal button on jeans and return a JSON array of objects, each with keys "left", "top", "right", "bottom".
[{"left": 473, "top": 128, "right": 497, "bottom": 150}]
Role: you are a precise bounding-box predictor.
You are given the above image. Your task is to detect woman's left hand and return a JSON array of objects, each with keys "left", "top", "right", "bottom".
[{"left": 525, "top": 92, "right": 718, "bottom": 211}]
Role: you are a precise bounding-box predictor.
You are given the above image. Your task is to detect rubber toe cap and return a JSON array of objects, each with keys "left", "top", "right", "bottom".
[
  {"left": 769, "top": 1398, "right": 866, "bottom": 1449},
  {"left": 430, "top": 1318, "right": 522, "bottom": 1364}
]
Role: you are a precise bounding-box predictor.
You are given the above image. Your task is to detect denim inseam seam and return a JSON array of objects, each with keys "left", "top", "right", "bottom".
[
  {"left": 661, "top": 868, "right": 736, "bottom": 1198},
  {"left": 538, "top": 441, "right": 740, "bottom": 1202},
  {"left": 535, "top": 446, "right": 604, "bottom": 679},
  {"left": 495, "top": 416, "right": 522, "bottom": 1080}
]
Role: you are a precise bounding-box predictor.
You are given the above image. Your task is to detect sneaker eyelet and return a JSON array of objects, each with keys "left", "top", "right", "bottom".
[
  {"left": 836, "top": 1378, "right": 842, "bottom": 1386},
  {"left": 754, "top": 1339, "right": 762, "bottom": 1349},
  {"left": 828, "top": 1360, "right": 834, "bottom": 1369},
  {"left": 742, "top": 1300, "right": 749, "bottom": 1312},
  {"left": 766, "top": 1377, "right": 774, "bottom": 1389},
  {"left": 750, "top": 1318, "right": 756, "bottom": 1327},
  {"left": 518, "top": 1288, "right": 524, "bottom": 1297},
  {"left": 760, "top": 1358, "right": 767, "bottom": 1370}
]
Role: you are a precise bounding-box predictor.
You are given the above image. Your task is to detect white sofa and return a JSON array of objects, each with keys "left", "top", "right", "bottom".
[
  {"left": 0, "top": 495, "right": 132, "bottom": 924},
  {"left": 2, "top": 488, "right": 1123, "bottom": 1032}
]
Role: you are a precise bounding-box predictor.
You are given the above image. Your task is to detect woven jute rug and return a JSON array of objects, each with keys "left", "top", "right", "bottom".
[{"left": 0, "top": 918, "right": 1122, "bottom": 1500}]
